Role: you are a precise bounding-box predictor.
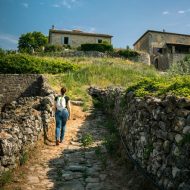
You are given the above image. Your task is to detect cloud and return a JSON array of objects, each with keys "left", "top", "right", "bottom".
[
  {"left": 72, "top": 26, "right": 96, "bottom": 33},
  {"left": 61, "top": 0, "right": 71, "bottom": 9},
  {"left": 0, "top": 33, "right": 18, "bottom": 49},
  {"left": 21, "top": 3, "right": 29, "bottom": 8},
  {"left": 178, "top": 10, "right": 185, "bottom": 14},
  {"left": 52, "top": 0, "right": 78, "bottom": 9},
  {"left": 177, "top": 9, "right": 190, "bottom": 14},
  {"left": 89, "top": 27, "right": 96, "bottom": 33},
  {"left": 52, "top": 4, "right": 61, "bottom": 8},
  {"left": 162, "top": 11, "right": 169, "bottom": 15},
  {"left": 0, "top": 33, "right": 18, "bottom": 44}
]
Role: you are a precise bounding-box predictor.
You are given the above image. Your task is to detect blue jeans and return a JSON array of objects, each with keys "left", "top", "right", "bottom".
[{"left": 55, "top": 109, "right": 69, "bottom": 141}]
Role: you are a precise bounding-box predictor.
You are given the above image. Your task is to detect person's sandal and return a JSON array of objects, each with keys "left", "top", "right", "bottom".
[{"left": 56, "top": 140, "right": 59, "bottom": 146}]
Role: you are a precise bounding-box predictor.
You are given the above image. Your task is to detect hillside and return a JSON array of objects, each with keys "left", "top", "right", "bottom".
[{"left": 1, "top": 53, "right": 190, "bottom": 107}]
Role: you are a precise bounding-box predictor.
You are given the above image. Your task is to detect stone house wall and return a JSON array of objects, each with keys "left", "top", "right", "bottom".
[
  {"left": 50, "top": 33, "right": 111, "bottom": 48},
  {"left": 134, "top": 31, "right": 190, "bottom": 54},
  {"left": 134, "top": 31, "right": 190, "bottom": 70},
  {"left": 89, "top": 87, "right": 190, "bottom": 190},
  {"left": 150, "top": 32, "right": 190, "bottom": 50},
  {"left": 134, "top": 33, "right": 150, "bottom": 53}
]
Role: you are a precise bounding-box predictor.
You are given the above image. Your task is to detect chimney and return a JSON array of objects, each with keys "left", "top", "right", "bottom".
[
  {"left": 163, "top": 29, "right": 166, "bottom": 32},
  {"left": 52, "top": 25, "right": 55, "bottom": 30}
]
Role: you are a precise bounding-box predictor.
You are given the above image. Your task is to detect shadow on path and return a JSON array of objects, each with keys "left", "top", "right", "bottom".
[{"left": 47, "top": 107, "right": 158, "bottom": 190}]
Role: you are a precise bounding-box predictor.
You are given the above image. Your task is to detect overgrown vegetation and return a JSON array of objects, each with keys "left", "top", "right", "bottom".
[
  {"left": 169, "top": 55, "right": 190, "bottom": 75},
  {"left": 113, "top": 49, "right": 140, "bottom": 59},
  {"left": 180, "top": 134, "right": 190, "bottom": 145},
  {"left": 0, "top": 170, "right": 13, "bottom": 187},
  {"left": 95, "top": 146, "right": 108, "bottom": 169},
  {"left": 44, "top": 44, "right": 70, "bottom": 52},
  {"left": 80, "top": 43, "right": 113, "bottom": 52},
  {"left": 103, "top": 119, "right": 120, "bottom": 155},
  {"left": 46, "top": 57, "right": 158, "bottom": 106},
  {"left": 19, "top": 151, "right": 29, "bottom": 166},
  {"left": 126, "top": 76, "right": 190, "bottom": 98},
  {"left": 0, "top": 53, "right": 79, "bottom": 74},
  {"left": 143, "top": 144, "right": 154, "bottom": 159},
  {"left": 81, "top": 133, "right": 93, "bottom": 147},
  {"left": 1, "top": 51, "right": 189, "bottom": 103}
]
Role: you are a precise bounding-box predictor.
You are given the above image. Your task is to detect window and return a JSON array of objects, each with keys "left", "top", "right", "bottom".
[
  {"left": 153, "top": 47, "right": 163, "bottom": 54},
  {"left": 64, "top": 37, "right": 69, "bottom": 45},
  {"left": 98, "top": 39, "right": 102, "bottom": 43}
]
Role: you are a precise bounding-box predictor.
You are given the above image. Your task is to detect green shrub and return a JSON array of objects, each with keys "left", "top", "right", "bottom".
[
  {"left": 19, "top": 151, "right": 29, "bottom": 166},
  {"left": 81, "top": 43, "right": 113, "bottom": 52},
  {"left": 143, "top": 144, "right": 153, "bottom": 159},
  {"left": 0, "top": 48, "right": 6, "bottom": 56},
  {"left": 81, "top": 133, "right": 93, "bottom": 147},
  {"left": 126, "top": 76, "right": 190, "bottom": 98},
  {"left": 44, "top": 44, "right": 64, "bottom": 52},
  {"left": 114, "top": 49, "right": 139, "bottom": 59},
  {"left": 169, "top": 55, "right": 190, "bottom": 75},
  {"left": 0, "top": 170, "right": 13, "bottom": 187},
  {"left": 0, "top": 53, "right": 79, "bottom": 74},
  {"left": 103, "top": 133, "right": 119, "bottom": 155}
]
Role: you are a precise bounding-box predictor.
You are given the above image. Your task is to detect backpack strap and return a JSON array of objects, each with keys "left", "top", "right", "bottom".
[{"left": 65, "top": 96, "right": 70, "bottom": 108}]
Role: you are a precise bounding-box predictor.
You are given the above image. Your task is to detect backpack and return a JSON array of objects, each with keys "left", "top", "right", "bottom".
[{"left": 56, "top": 96, "right": 66, "bottom": 111}]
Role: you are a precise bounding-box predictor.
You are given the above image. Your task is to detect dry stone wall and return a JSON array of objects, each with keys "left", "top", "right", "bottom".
[
  {"left": 89, "top": 87, "right": 190, "bottom": 190},
  {"left": 57, "top": 50, "right": 150, "bottom": 65},
  {"left": 0, "top": 74, "right": 44, "bottom": 112},
  {"left": 0, "top": 75, "right": 55, "bottom": 175}
]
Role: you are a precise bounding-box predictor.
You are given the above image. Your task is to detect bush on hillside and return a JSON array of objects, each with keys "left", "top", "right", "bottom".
[
  {"left": 0, "top": 49, "right": 17, "bottom": 56},
  {"left": 44, "top": 44, "right": 64, "bottom": 52},
  {"left": 169, "top": 55, "right": 190, "bottom": 75},
  {"left": 44, "top": 44, "right": 71, "bottom": 52},
  {"left": 81, "top": 43, "right": 113, "bottom": 53},
  {"left": 114, "top": 49, "right": 139, "bottom": 59},
  {"left": 0, "top": 54, "right": 79, "bottom": 74},
  {"left": 126, "top": 76, "right": 190, "bottom": 98},
  {"left": 0, "top": 48, "right": 5, "bottom": 56}
]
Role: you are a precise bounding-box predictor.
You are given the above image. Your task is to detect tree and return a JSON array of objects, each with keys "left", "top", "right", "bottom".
[
  {"left": 0, "top": 48, "right": 5, "bottom": 56},
  {"left": 18, "top": 31, "right": 48, "bottom": 53}
]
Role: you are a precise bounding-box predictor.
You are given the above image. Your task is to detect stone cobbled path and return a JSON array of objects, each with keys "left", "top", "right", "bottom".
[{"left": 4, "top": 105, "right": 157, "bottom": 190}]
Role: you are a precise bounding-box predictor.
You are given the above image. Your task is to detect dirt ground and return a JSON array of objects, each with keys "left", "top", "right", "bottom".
[{"left": 2, "top": 105, "right": 158, "bottom": 190}]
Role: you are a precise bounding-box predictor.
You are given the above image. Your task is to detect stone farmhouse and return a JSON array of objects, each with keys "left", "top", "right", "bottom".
[
  {"left": 134, "top": 30, "right": 190, "bottom": 70},
  {"left": 49, "top": 26, "right": 112, "bottom": 48}
]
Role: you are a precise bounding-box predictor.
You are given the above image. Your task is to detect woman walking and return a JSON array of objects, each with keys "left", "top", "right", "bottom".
[{"left": 54, "top": 87, "right": 71, "bottom": 145}]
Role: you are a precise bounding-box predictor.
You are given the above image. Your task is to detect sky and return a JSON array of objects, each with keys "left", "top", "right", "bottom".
[{"left": 0, "top": 0, "right": 190, "bottom": 50}]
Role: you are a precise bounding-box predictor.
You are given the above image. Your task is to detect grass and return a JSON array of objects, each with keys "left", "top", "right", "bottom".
[
  {"left": 0, "top": 170, "right": 13, "bottom": 188},
  {"left": 46, "top": 57, "right": 159, "bottom": 107},
  {"left": 127, "top": 75, "right": 190, "bottom": 98},
  {"left": 19, "top": 151, "right": 29, "bottom": 166},
  {"left": 45, "top": 56, "right": 190, "bottom": 108},
  {"left": 80, "top": 133, "right": 93, "bottom": 147}
]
